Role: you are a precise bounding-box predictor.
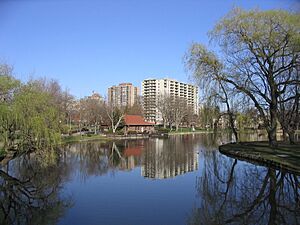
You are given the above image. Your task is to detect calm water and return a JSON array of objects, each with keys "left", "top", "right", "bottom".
[{"left": 0, "top": 133, "right": 299, "bottom": 225}]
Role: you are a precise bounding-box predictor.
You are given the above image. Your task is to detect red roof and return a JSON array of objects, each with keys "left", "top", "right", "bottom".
[{"left": 124, "top": 115, "right": 154, "bottom": 126}]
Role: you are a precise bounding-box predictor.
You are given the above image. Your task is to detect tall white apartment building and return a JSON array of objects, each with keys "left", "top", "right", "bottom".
[{"left": 142, "top": 78, "right": 199, "bottom": 123}]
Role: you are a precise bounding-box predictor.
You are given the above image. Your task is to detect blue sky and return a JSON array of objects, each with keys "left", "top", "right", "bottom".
[{"left": 0, "top": 0, "right": 298, "bottom": 98}]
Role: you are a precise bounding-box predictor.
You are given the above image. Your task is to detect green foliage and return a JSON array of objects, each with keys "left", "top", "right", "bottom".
[
  {"left": 198, "top": 104, "right": 220, "bottom": 129},
  {"left": 186, "top": 8, "right": 300, "bottom": 146},
  {"left": 211, "top": 8, "right": 300, "bottom": 53},
  {"left": 0, "top": 66, "right": 62, "bottom": 154},
  {"left": 14, "top": 84, "right": 61, "bottom": 151},
  {"left": 155, "top": 127, "right": 170, "bottom": 133},
  {"left": 0, "top": 70, "right": 20, "bottom": 149}
]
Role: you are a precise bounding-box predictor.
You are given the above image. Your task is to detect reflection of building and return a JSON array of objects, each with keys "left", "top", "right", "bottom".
[
  {"left": 141, "top": 139, "right": 199, "bottom": 179},
  {"left": 142, "top": 78, "right": 199, "bottom": 123},
  {"left": 121, "top": 146, "right": 143, "bottom": 170},
  {"left": 108, "top": 83, "right": 139, "bottom": 107},
  {"left": 119, "top": 140, "right": 145, "bottom": 170}
]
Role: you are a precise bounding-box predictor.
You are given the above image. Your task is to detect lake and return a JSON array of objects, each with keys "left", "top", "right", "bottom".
[{"left": 0, "top": 133, "right": 299, "bottom": 225}]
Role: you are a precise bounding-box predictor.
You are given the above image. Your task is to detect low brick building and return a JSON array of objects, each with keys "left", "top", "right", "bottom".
[{"left": 124, "top": 115, "right": 155, "bottom": 134}]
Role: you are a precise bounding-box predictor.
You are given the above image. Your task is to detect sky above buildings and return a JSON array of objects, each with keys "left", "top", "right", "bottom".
[{"left": 0, "top": 0, "right": 299, "bottom": 98}]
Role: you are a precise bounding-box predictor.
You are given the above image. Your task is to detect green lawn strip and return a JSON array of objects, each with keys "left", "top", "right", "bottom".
[
  {"left": 61, "top": 134, "right": 109, "bottom": 144},
  {"left": 219, "top": 142, "right": 300, "bottom": 173},
  {"left": 169, "top": 130, "right": 214, "bottom": 135}
]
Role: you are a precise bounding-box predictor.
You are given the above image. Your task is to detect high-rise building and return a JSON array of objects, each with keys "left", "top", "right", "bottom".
[
  {"left": 108, "top": 83, "right": 139, "bottom": 107},
  {"left": 142, "top": 78, "right": 199, "bottom": 123}
]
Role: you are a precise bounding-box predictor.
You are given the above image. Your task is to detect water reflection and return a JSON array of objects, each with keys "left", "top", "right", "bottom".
[
  {"left": 0, "top": 152, "right": 72, "bottom": 225},
  {"left": 142, "top": 137, "right": 199, "bottom": 179},
  {"left": 62, "top": 140, "right": 144, "bottom": 180},
  {"left": 0, "top": 134, "right": 299, "bottom": 225},
  {"left": 188, "top": 149, "right": 300, "bottom": 225},
  {"left": 62, "top": 136, "right": 204, "bottom": 180}
]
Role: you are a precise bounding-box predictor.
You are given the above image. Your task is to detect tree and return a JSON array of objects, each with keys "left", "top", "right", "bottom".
[
  {"left": 157, "top": 95, "right": 188, "bottom": 131},
  {"left": 80, "top": 97, "right": 104, "bottom": 134},
  {"left": 186, "top": 8, "right": 300, "bottom": 146},
  {"left": 198, "top": 103, "right": 221, "bottom": 129},
  {"left": 125, "top": 96, "right": 143, "bottom": 115},
  {"left": 105, "top": 103, "right": 125, "bottom": 134},
  {"left": 0, "top": 64, "right": 20, "bottom": 150},
  {"left": 157, "top": 95, "right": 173, "bottom": 128},
  {"left": 278, "top": 79, "right": 299, "bottom": 144},
  {"left": 0, "top": 66, "right": 63, "bottom": 153},
  {"left": 185, "top": 44, "right": 239, "bottom": 141},
  {"left": 172, "top": 96, "right": 188, "bottom": 131},
  {"left": 13, "top": 83, "right": 61, "bottom": 151},
  {"left": 28, "top": 78, "right": 75, "bottom": 125},
  {"left": 182, "top": 105, "right": 198, "bottom": 128}
]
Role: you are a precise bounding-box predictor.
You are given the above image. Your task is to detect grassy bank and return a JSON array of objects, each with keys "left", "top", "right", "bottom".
[
  {"left": 169, "top": 130, "right": 214, "bottom": 135},
  {"left": 61, "top": 134, "right": 109, "bottom": 144},
  {"left": 219, "top": 142, "right": 300, "bottom": 174}
]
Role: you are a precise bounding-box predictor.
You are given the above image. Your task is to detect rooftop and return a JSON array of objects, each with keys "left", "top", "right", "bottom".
[{"left": 124, "top": 115, "right": 154, "bottom": 126}]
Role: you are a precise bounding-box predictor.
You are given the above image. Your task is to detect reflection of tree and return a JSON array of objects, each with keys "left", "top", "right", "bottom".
[
  {"left": 188, "top": 152, "right": 300, "bottom": 225},
  {"left": 0, "top": 153, "right": 72, "bottom": 225},
  {"left": 63, "top": 141, "right": 144, "bottom": 181},
  {"left": 109, "top": 142, "right": 125, "bottom": 166}
]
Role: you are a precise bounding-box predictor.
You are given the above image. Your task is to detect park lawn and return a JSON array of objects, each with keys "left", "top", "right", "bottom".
[
  {"left": 169, "top": 128, "right": 213, "bottom": 134},
  {"left": 61, "top": 134, "right": 109, "bottom": 144},
  {"left": 219, "top": 141, "right": 300, "bottom": 174}
]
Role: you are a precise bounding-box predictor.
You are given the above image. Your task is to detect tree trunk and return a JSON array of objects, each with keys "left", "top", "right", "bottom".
[
  {"left": 267, "top": 128, "right": 277, "bottom": 147},
  {"left": 288, "top": 130, "right": 295, "bottom": 145},
  {"left": 228, "top": 112, "right": 238, "bottom": 143},
  {"left": 282, "top": 127, "right": 288, "bottom": 142},
  {"left": 268, "top": 105, "right": 278, "bottom": 147}
]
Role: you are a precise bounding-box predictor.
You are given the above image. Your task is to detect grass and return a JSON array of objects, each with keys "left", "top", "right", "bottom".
[
  {"left": 219, "top": 141, "right": 300, "bottom": 174},
  {"left": 61, "top": 134, "right": 109, "bottom": 144},
  {"left": 168, "top": 127, "right": 214, "bottom": 134}
]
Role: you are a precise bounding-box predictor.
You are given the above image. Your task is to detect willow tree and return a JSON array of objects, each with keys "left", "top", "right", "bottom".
[
  {"left": 14, "top": 83, "right": 62, "bottom": 152},
  {"left": 186, "top": 8, "right": 300, "bottom": 146},
  {"left": 0, "top": 64, "right": 20, "bottom": 150},
  {"left": 185, "top": 44, "right": 239, "bottom": 141}
]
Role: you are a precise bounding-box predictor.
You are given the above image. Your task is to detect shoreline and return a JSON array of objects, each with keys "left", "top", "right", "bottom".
[
  {"left": 61, "top": 130, "right": 218, "bottom": 144},
  {"left": 219, "top": 141, "right": 300, "bottom": 175}
]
